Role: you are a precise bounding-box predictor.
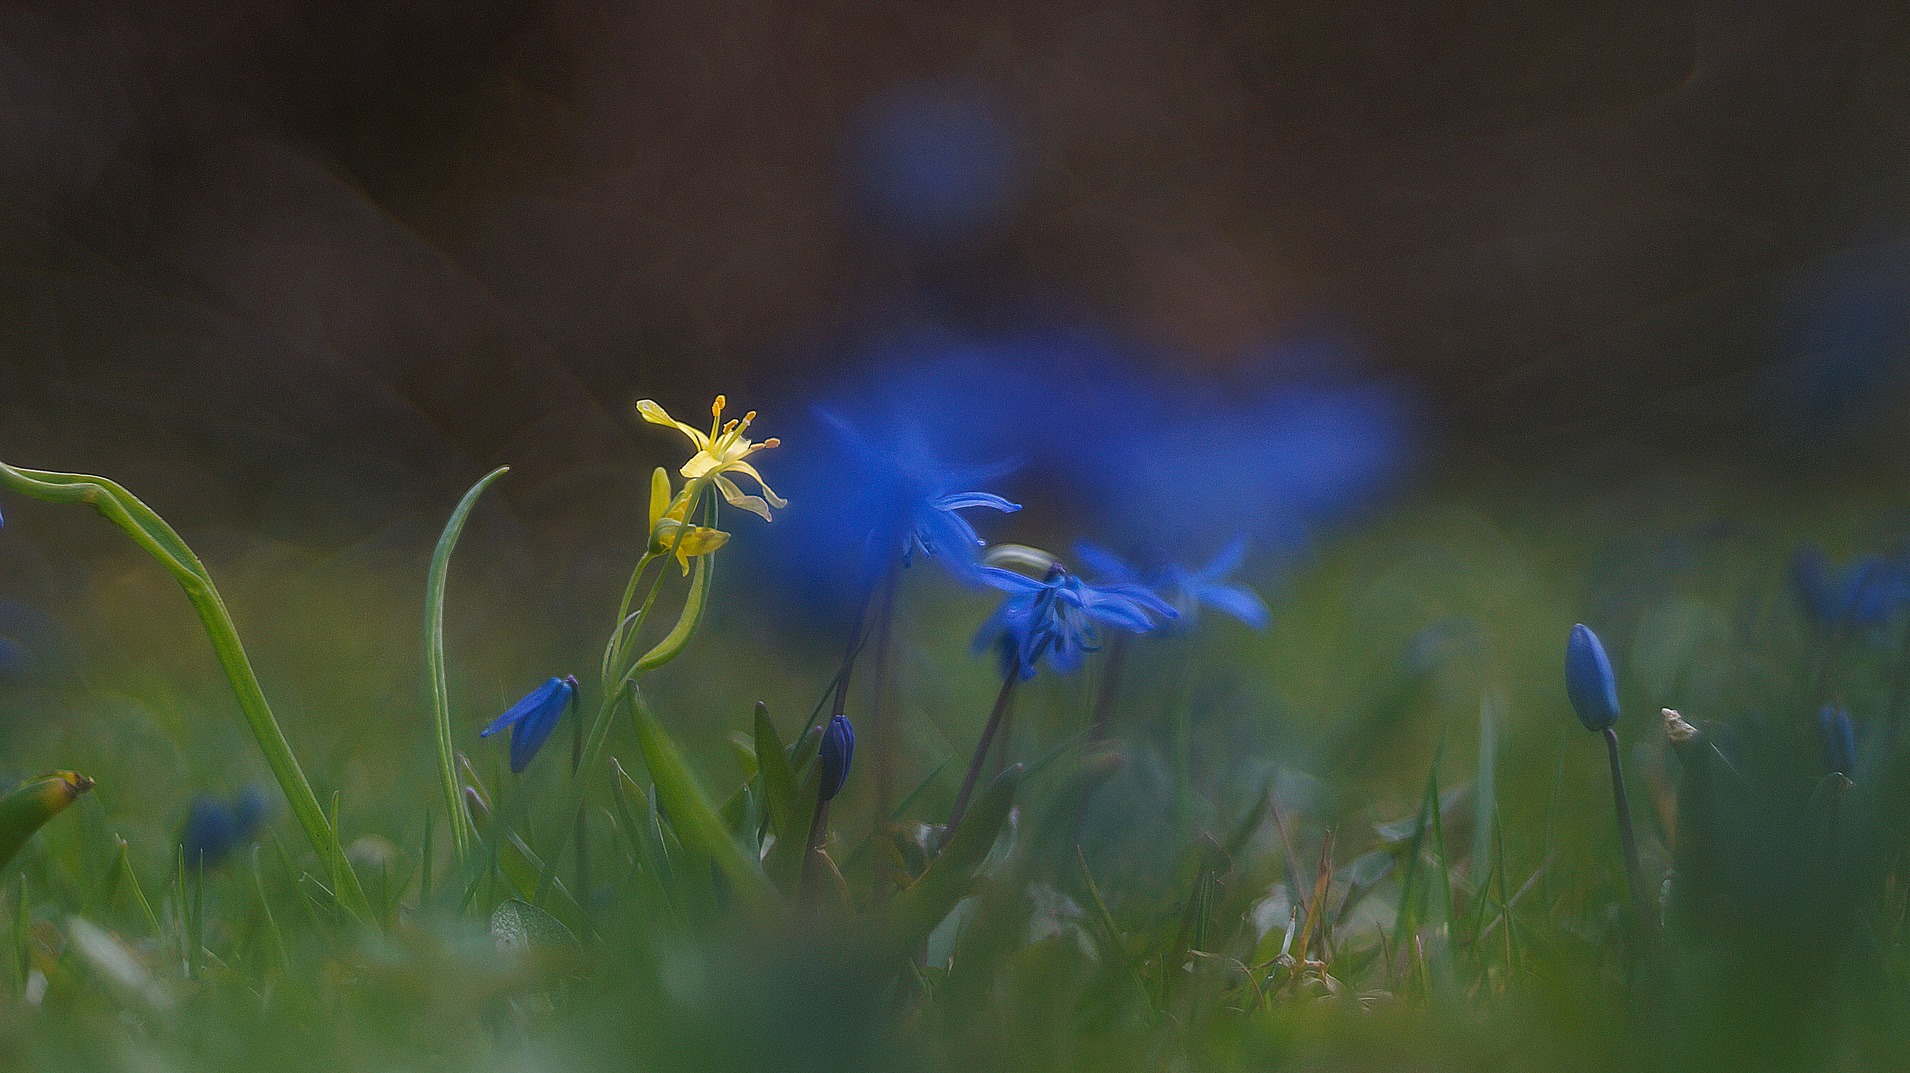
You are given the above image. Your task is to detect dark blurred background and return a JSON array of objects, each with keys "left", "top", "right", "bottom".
[{"left": 4, "top": 0, "right": 1910, "bottom": 539}]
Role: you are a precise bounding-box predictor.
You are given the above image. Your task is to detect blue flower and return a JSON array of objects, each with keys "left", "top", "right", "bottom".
[
  {"left": 481, "top": 676, "right": 578, "bottom": 773},
  {"left": 1791, "top": 545, "right": 1907, "bottom": 629},
  {"left": 1565, "top": 624, "right": 1620, "bottom": 733},
  {"left": 818, "top": 714, "right": 855, "bottom": 803},
  {"left": 972, "top": 561, "right": 1177, "bottom": 679},
  {"left": 180, "top": 787, "right": 268, "bottom": 868},
  {"left": 1819, "top": 703, "right": 1857, "bottom": 775},
  {"left": 818, "top": 410, "right": 1020, "bottom": 574},
  {"left": 1073, "top": 538, "right": 1269, "bottom": 632}
]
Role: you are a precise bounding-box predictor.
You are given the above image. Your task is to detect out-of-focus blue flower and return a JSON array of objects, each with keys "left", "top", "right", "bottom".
[
  {"left": 0, "top": 601, "right": 74, "bottom": 688},
  {"left": 848, "top": 79, "right": 1025, "bottom": 246},
  {"left": 1790, "top": 545, "right": 1906, "bottom": 630},
  {"left": 1766, "top": 238, "right": 1910, "bottom": 445},
  {"left": 757, "top": 319, "right": 1417, "bottom": 627},
  {"left": 1818, "top": 703, "right": 1857, "bottom": 775},
  {"left": 818, "top": 714, "right": 855, "bottom": 804},
  {"left": 1566, "top": 624, "right": 1620, "bottom": 733},
  {"left": 818, "top": 411, "right": 1020, "bottom": 575},
  {"left": 795, "top": 321, "right": 1414, "bottom": 546},
  {"left": 180, "top": 787, "right": 268, "bottom": 869},
  {"left": 1073, "top": 538, "right": 1269, "bottom": 632},
  {"left": 481, "top": 675, "right": 578, "bottom": 774},
  {"left": 973, "top": 561, "right": 1177, "bottom": 679}
]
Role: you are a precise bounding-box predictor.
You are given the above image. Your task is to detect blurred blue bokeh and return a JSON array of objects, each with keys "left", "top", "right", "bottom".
[
  {"left": 847, "top": 79, "right": 1026, "bottom": 246},
  {"left": 759, "top": 320, "right": 1420, "bottom": 618},
  {"left": 1766, "top": 237, "right": 1910, "bottom": 446}
]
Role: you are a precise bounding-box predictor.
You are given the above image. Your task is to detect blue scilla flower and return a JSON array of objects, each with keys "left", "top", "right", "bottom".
[
  {"left": 1073, "top": 538, "right": 1270, "bottom": 632},
  {"left": 180, "top": 787, "right": 268, "bottom": 869},
  {"left": 481, "top": 676, "right": 578, "bottom": 774},
  {"left": 817, "top": 714, "right": 855, "bottom": 804},
  {"left": 973, "top": 561, "right": 1177, "bottom": 679},
  {"left": 1790, "top": 545, "right": 1906, "bottom": 629},
  {"left": 1819, "top": 703, "right": 1857, "bottom": 775},
  {"left": 1766, "top": 239, "right": 1910, "bottom": 445},
  {"left": 1566, "top": 624, "right": 1620, "bottom": 733},
  {"left": 817, "top": 410, "right": 1021, "bottom": 574}
]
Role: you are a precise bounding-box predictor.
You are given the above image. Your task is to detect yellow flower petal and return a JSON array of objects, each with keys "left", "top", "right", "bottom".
[
  {"left": 636, "top": 400, "right": 710, "bottom": 450},
  {"left": 671, "top": 525, "right": 730, "bottom": 574},
  {"left": 713, "top": 474, "right": 773, "bottom": 521},
  {"left": 721, "top": 459, "right": 788, "bottom": 509},
  {"left": 679, "top": 451, "right": 721, "bottom": 480}
]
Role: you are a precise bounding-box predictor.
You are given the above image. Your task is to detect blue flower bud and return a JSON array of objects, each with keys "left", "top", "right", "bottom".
[
  {"left": 1566, "top": 624, "right": 1620, "bottom": 732},
  {"left": 1819, "top": 703, "right": 1857, "bottom": 775},
  {"left": 480, "top": 676, "right": 578, "bottom": 774},
  {"left": 180, "top": 787, "right": 269, "bottom": 869},
  {"left": 818, "top": 714, "right": 855, "bottom": 803}
]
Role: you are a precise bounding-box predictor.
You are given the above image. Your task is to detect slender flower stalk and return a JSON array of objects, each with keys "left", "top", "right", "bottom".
[
  {"left": 1601, "top": 725, "right": 1653, "bottom": 936},
  {"left": 946, "top": 657, "right": 1023, "bottom": 837},
  {"left": 1567, "top": 624, "right": 1655, "bottom": 942},
  {"left": 865, "top": 564, "right": 902, "bottom": 828},
  {"left": 1088, "top": 635, "right": 1130, "bottom": 740}
]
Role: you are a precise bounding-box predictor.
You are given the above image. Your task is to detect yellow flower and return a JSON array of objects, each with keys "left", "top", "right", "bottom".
[
  {"left": 636, "top": 395, "right": 788, "bottom": 521},
  {"left": 647, "top": 467, "right": 730, "bottom": 573}
]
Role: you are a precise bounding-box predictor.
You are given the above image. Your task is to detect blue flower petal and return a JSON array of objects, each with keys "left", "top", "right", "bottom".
[
  {"left": 1072, "top": 542, "right": 1140, "bottom": 585},
  {"left": 1191, "top": 537, "right": 1250, "bottom": 583},
  {"left": 480, "top": 676, "right": 570, "bottom": 739},
  {"left": 931, "top": 491, "right": 1021, "bottom": 514},
  {"left": 1192, "top": 581, "right": 1270, "bottom": 628}
]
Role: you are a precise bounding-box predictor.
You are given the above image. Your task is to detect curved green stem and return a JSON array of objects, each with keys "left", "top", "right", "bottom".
[{"left": 0, "top": 461, "right": 373, "bottom": 923}]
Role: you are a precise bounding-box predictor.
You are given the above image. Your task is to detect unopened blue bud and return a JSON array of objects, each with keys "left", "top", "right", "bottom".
[
  {"left": 480, "top": 675, "right": 578, "bottom": 773},
  {"left": 818, "top": 714, "right": 855, "bottom": 803},
  {"left": 1566, "top": 624, "right": 1620, "bottom": 732}
]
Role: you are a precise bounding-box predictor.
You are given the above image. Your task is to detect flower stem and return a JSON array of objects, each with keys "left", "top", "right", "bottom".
[
  {"left": 867, "top": 564, "right": 901, "bottom": 822},
  {"left": 865, "top": 563, "right": 903, "bottom": 906},
  {"left": 947, "top": 663, "right": 1021, "bottom": 837},
  {"left": 797, "top": 795, "right": 830, "bottom": 898},
  {"left": 1089, "top": 636, "right": 1130, "bottom": 739},
  {"left": 1603, "top": 727, "right": 1656, "bottom": 943}
]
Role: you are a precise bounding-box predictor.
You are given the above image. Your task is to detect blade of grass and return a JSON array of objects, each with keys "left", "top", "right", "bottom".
[
  {"left": 425, "top": 465, "right": 507, "bottom": 868},
  {"left": 628, "top": 690, "right": 778, "bottom": 912}
]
